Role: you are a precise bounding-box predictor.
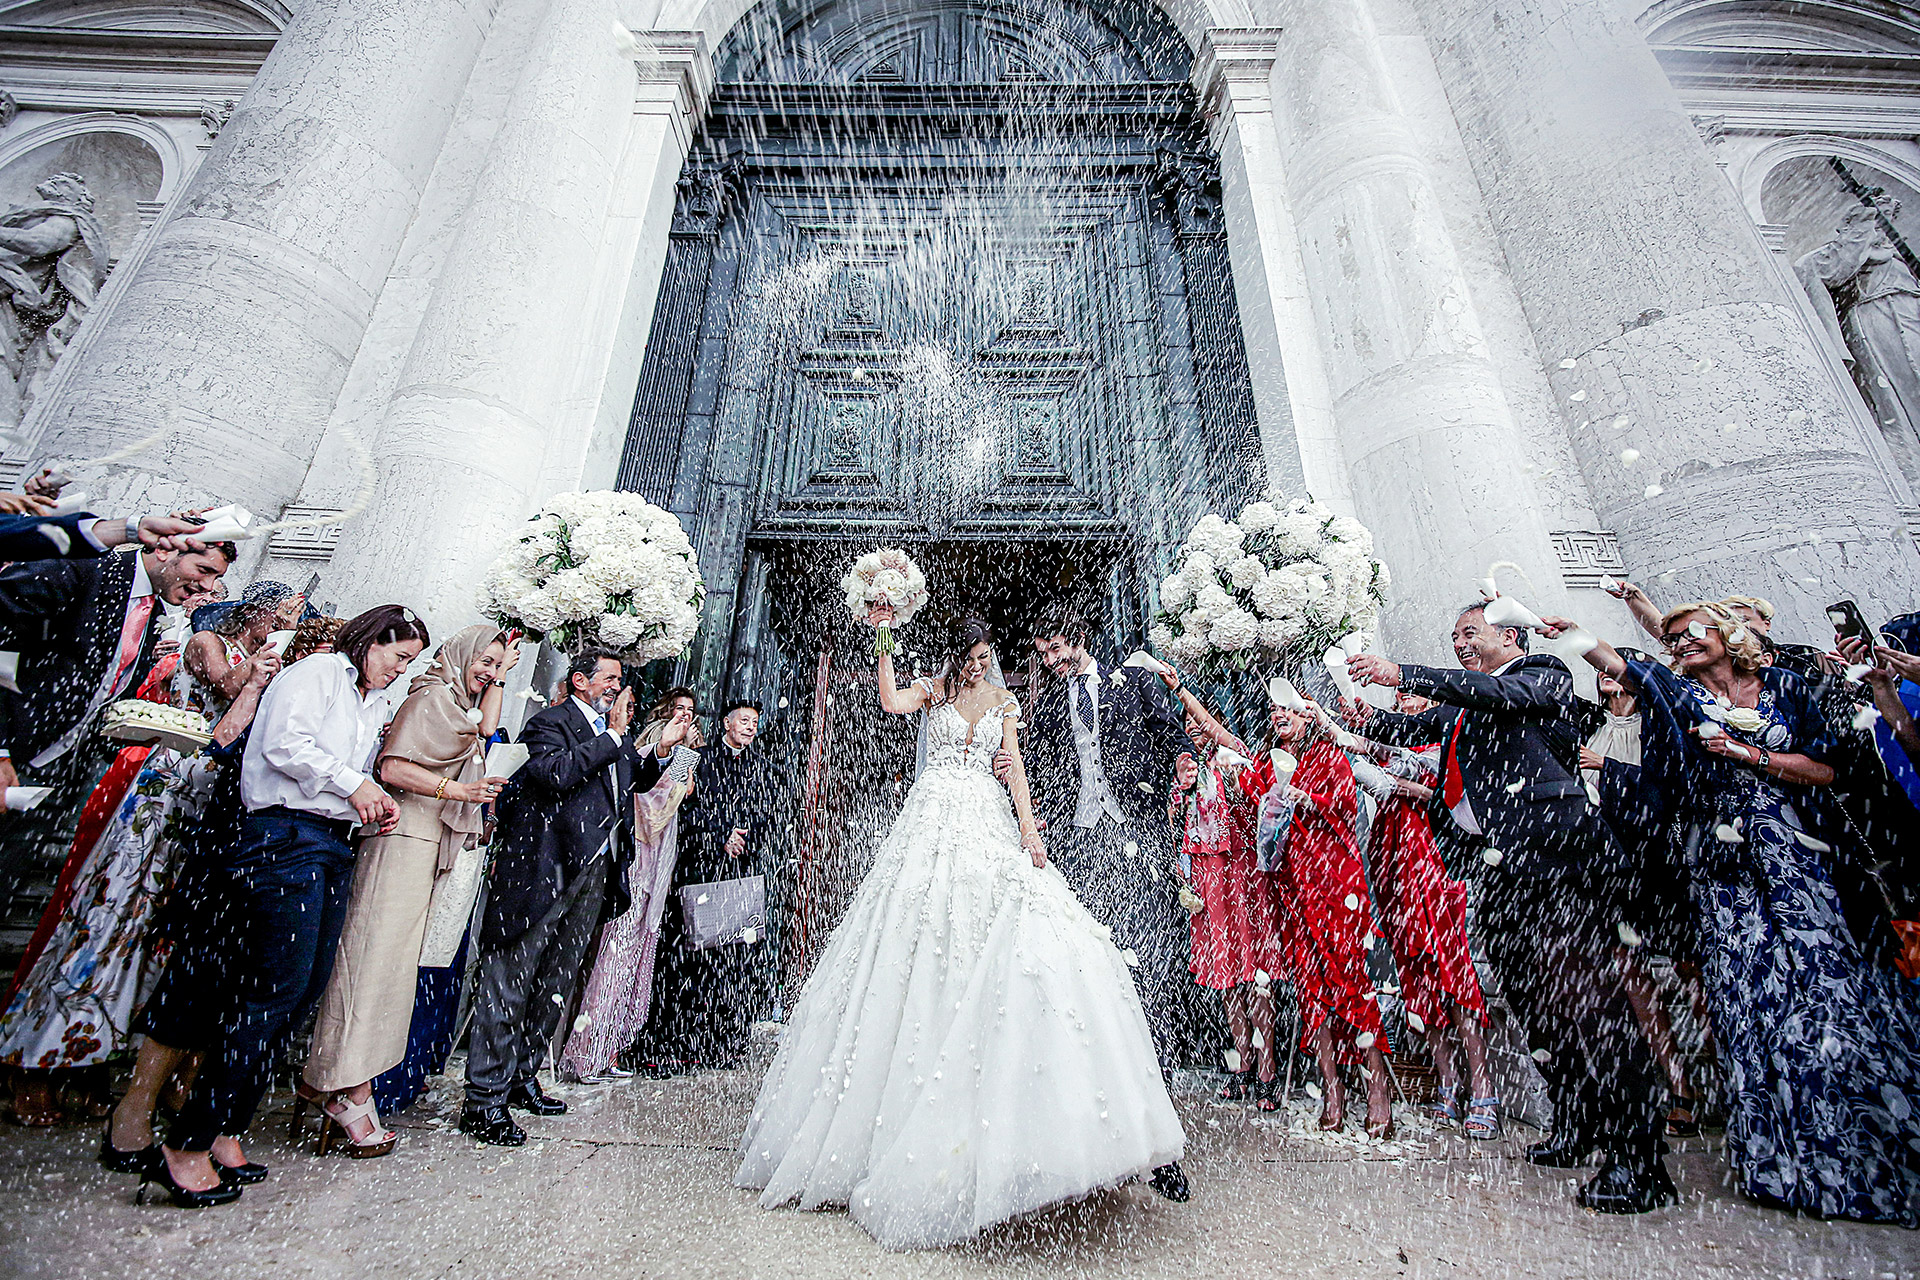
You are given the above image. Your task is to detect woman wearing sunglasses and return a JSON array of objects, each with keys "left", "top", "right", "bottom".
[{"left": 1535, "top": 601, "right": 1920, "bottom": 1226}]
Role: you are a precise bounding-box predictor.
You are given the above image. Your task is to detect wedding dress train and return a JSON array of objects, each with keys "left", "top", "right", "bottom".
[{"left": 735, "top": 695, "right": 1185, "bottom": 1249}]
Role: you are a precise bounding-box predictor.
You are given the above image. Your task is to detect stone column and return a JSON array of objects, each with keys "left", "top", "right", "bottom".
[
  {"left": 26, "top": 0, "right": 503, "bottom": 518},
  {"left": 1199, "top": 19, "right": 1569, "bottom": 659},
  {"left": 1417, "top": 0, "right": 1920, "bottom": 630},
  {"left": 321, "top": 10, "right": 712, "bottom": 627}
]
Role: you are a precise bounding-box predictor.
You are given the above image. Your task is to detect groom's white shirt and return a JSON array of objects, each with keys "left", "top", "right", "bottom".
[{"left": 1068, "top": 655, "right": 1128, "bottom": 829}]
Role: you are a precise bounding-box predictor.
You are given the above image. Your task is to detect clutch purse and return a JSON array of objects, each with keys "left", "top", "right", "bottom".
[{"left": 677, "top": 874, "right": 767, "bottom": 950}]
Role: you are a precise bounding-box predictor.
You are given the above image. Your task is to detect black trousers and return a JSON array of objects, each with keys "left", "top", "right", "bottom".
[
  {"left": 1480, "top": 815, "right": 1663, "bottom": 1157},
  {"left": 464, "top": 857, "right": 610, "bottom": 1108}
]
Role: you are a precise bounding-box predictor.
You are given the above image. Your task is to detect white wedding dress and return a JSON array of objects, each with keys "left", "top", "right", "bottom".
[{"left": 735, "top": 692, "right": 1185, "bottom": 1250}]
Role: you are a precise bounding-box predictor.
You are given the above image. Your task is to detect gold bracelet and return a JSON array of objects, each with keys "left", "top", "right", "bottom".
[{"left": 434, "top": 778, "right": 448, "bottom": 800}]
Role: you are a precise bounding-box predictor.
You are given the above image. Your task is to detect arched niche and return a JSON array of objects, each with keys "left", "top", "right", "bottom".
[
  {"left": 0, "top": 125, "right": 165, "bottom": 262},
  {"left": 1759, "top": 150, "right": 1920, "bottom": 262},
  {"left": 716, "top": 0, "right": 1194, "bottom": 84},
  {"left": 1640, "top": 0, "right": 1920, "bottom": 51}
]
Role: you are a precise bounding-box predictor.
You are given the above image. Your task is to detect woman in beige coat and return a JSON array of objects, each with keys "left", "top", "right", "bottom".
[{"left": 298, "top": 625, "right": 516, "bottom": 1155}]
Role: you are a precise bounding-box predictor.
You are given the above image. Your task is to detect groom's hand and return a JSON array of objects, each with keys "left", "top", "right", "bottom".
[{"left": 993, "top": 748, "right": 1013, "bottom": 783}]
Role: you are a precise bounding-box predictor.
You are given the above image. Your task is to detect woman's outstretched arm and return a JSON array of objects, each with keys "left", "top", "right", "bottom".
[{"left": 1001, "top": 706, "right": 1047, "bottom": 869}]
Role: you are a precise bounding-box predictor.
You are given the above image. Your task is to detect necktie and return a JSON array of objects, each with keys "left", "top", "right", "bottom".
[
  {"left": 1442, "top": 713, "right": 1466, "bottom": 810},
  {"left": 1075, "top": 672, "right": 1095, "bottom": 732},
  {"left": 109, "top": 595, "right": 155, "bottom": 697}
]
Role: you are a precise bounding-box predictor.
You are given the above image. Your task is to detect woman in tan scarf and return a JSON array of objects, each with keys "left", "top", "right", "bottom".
[{"left": 299, "top": 624, "right": 517, "bottom": 1155}]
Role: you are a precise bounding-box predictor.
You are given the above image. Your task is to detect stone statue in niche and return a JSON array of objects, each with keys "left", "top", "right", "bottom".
[
  {"left": 1795, "top": 196, "right": 1920, "bottom": 472},
  {"left": 0, "top": 172, "right": 108, "bottom": 428}
]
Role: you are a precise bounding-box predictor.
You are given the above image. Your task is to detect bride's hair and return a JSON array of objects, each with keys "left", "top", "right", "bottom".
[{"left": 940, "top": 616, "right": 994, "bottom": 705}]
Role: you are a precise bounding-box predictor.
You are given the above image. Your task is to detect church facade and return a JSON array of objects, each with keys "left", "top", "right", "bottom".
[{"left": 4, "top": 0, "right": 1920, "bottom": 699}]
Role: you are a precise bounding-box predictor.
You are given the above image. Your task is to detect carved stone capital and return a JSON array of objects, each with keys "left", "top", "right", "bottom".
[
  {"left": 672, "top": 150, "right": 744, "bottom": 235},
  {"left": 0, "top": 91, "right": 17, "bottom": 132},
  {"left": 1152, "top": 144, "right": 1225, "bottom": 235},
  {"left": 200, "top": 98, "right": 236, "bottom": 141},
  {"left": 627, "top": 29, "right": 714, "bottom": 137},
  {"left": 1193, "top": 28, "right": 1282, "bottom": 133}
]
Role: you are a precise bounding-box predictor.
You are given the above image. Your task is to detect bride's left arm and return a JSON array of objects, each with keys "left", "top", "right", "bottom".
[{"left": 1000, "top": 702, "right": 1047, "bottom": 869}]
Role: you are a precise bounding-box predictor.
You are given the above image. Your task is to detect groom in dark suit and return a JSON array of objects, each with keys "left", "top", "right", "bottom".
[
  {"left": 1009, "top": 606, "right": 1193, "bottom": 1202},
  {"left": 1348, "top": 602, "right": 1671, "bottom": 1213},
  {"left": 462, "top": 649, "right": 686, "bottom": 1145}
]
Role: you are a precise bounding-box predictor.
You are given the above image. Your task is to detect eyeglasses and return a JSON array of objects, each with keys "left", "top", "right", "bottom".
[{"left": 1660, "top": 621, "right": 1712, "bottom": 649}]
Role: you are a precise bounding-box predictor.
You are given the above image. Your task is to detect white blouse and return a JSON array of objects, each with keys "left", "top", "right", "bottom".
[{"left": 240, "top": 652, "right": 392, "bottom": 821}]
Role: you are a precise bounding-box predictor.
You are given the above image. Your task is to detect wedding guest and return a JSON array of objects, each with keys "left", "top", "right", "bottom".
[
  {"left": 559, "top": 688, "right": 699, "bottom": 1083},
  {"left": 156, "top": 604, "right": 425, "bottom": 1207},
  {"left": 639, "top": 698, "right": 776, "bottom": 1074},
  {"left": 108, "top": 620, "right": 340, "bottom": 1172},
  {"left": 1158, "top": 673, "right": 1281, "bottom": 1111},
  {"left": 1579, "top": 657, "right": 1706, "bottom": 1138},
  {"left": 0, "top": 657, "right": 197, "bottom": 1125},
  {"left": 298, "top": 625, "right": 514, "bottom": 1156},
  {"left": 1543, "top": 602, "right": 1920, "bottom": 1223},
  {"left": 462, "top": 651, "right": 684, "bottom": 1147},
  {"left": 1347, "top": 603, "right": 1669, "bottom": 1212},
  {"left": 98, "top": 649, "right": 279, "bottom": 1180},
  {"left": 179, "top": 597, "right": 279, "bottom": 718},
  {"left": 1339, "top": 692, "right": 1498, "bottom": 1139},
  {"left": 1241, "top": 694, "right": 1394, "bottom": 1138}
]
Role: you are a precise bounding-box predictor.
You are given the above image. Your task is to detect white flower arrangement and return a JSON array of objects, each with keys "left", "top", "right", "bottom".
[
  {"left": 841, "top": 547, "right": 929, "bottom": 655},
  {"left": 477, "top": 490, "right": 704, "bottom": 661},
  {"left": 1151, "top": 494, "right": 1389, "bottom": 677}
]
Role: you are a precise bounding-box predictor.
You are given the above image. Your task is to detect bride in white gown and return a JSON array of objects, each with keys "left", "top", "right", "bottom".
[{"left": 735, "top": 615, "right": 1186, "bottom": 1249}]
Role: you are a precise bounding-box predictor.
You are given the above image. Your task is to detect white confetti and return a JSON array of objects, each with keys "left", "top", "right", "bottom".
[
  {"left": 1643, "top": 484, "right": 1664, "bottom": 498},
  {"left": 1800, "top": 576, "right": 1821, "bottom": 587},
  {"left": 1505, "top": 780, "right": 1525, "bottom": 794},
  {"left": 551, "top": 993, "right": 564, "bottom": 1005},
  {"left": 740, "top": 926, "right": 758, "bottom": 944},
  {"left": 1843, "top": 663, "right": 1871, "bottom": 684},
  {"left": 1254, "top": 969, "right": 1271, "bottom": 988},
  {"left": 1109, "top": 669, "right": 1126, "bottom": 686},
  {"left": 1406, "top": 1011, "right": 1426, "bottom": 1033},
  {"left": 572, "top": 1013, "right": 591, "bottom": 1033},
  {"left": 1617, "top": 921, "right": 1642, "bottom": 947},
  {"left": 1792, "top": 830, "right": 1832, "bottom": 853},
  {"left": 1714, "top": 823, "right": 1743, "bottom": 843},
  {"left": 1137, "top": 781, "right": 1155, "bottom": 794},
  {"left": 1853, "top": 704, "right": 1883, "bottom": 731},
  {"left": 1122, "top": 841, "right": 1139, "bottom": 858},
  {"left": 1787, "top": 409, "right": 1809, "bottom": 423},
  {"left": 1344, "top": 893, "right": 1360, "bottom": 911},
  {"left": 1532, "top": 1048, "right": 1553, "bottom": 1064},
  {"left": 778, "top": 697, "right": 789, "bottom": 709},
  {"left": 1619, "top": 448, "right": 1640, "bottom": 466},
  {"left": 1611, "top": 415, "right": 1632, "bottom": 431},
  {"left": 1481, "top": 848, "right": 1504, "bottom": 866},
  {"left": 1693, "top": 356, "right": 1714, "bottom": 372},
  {"left": 696, "top": 893, "right": 710, "bottom": 905},
  {"left": 1568, "top": 389, "right": 1587, "bottom": 402},
  {"left": 1355, "top": 1031, "right": 1376, "bottom": 1050},
  {"left": 1250, "top": 1030, "right": 1265, "bottom": 1049},
  {"left": 1558, "top": 357, "right": 1578, "bottom": 369},
  {"left": 1223, "top": 1048, "right": 1242, "bottom": 1072},
  {"left": 1120, "top": 948, "right": 1140, "bottom": 968}
]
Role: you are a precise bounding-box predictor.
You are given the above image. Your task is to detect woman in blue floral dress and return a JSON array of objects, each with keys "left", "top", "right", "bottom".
[{"left": 1543, "top": 600, "right": 1919, "bottom": 1224}]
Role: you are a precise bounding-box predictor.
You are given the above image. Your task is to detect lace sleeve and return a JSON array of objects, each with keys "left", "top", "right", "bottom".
[
  {"left": 913, "top": 676, "right": 945, "bottom": 708},
  {"left": 1000, "top": 693, "right": 1022, "bottom": 725}
]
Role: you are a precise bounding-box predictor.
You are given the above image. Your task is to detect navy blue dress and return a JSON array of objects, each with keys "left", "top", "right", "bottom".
[{"left": 1627, "top": 658, "right": 1920, "bottom": 1223}]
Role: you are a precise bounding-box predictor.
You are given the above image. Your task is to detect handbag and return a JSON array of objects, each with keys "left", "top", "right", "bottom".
[{"left": 677, "top": 874, "right": 767, "bottom": 950}]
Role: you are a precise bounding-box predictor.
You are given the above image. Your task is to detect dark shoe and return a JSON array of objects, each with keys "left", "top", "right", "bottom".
[
  {"left": 136, "top": 1162, "right": 243, "bottom": 1209},
  {"left": 1252, "top": 1077, "right": 1280, "bottom": 1114},
  {"left": 1148, "top": 1162, "right": 1190, "bottom": 1202},
  {"left": 459, "top": 1105, "right": 527, "bottom": 1147},
  {"left": 505, "top": 1080, "right": 567, "bottom": 1116},
  {"left": 215, "top": 1160, "right": 270, "bottom": 1186},
  {"left": 1217, "top": 1071, "right": 1252, "bottom": 1102},
  {"left": 1665, "top": 1100, "right": 1700, "bottom": 1138},
  {"left": 1577, "top": 1157, "right": 1678, "bottom": 1214},
  {"left": 1526, "top": 1131, "right": 1599, "bottom": 1168},
  {"left": 98, "top": 1130, "right": 161, "bottom": 1176}
]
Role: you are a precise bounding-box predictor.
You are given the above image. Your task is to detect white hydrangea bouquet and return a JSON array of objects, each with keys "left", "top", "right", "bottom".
[
  {"left": 478, "top": 490, "right": 704, "bottom": 661},
  {"left": 1149, "top": 495, "right": 1389, "bottom": 677},
  {"left": 841, "top": 547, "right": 929, "bottom": 655}
]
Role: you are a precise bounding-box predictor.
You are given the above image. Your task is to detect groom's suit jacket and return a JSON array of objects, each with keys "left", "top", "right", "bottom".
[{"left": 1023, "top": 661, "right": 1189, "bottom": 827}]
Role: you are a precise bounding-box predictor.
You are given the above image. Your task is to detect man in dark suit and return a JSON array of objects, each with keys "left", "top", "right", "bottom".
[
  {"left": 461, "top": 649, "right": 687, "bottom": 1145},
  {"left": 1012, "top": 607, "right": 1193, "bottom": 1203},
  {"left": 637, "top": 699, "right": 777, "bottom": 1074},
  {"left": 1348, "top": 602, "right": 1671, "bottom": 1213}
]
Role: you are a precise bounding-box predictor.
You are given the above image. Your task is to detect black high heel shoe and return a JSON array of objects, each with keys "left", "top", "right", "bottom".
[
  {"left": 98, "top": 1128, "right": 161, "bottom": 1176},
  {"left": 136, "top": 1159, "right": 243, "bottom": 1208},
  {"left": 215, "top": 1159, "right": 270, "bottom": 1186}
]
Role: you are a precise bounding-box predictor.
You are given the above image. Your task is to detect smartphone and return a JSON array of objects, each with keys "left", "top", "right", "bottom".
[{"left": 1827, "top": 599, "right": 1872, "bottom": 646}]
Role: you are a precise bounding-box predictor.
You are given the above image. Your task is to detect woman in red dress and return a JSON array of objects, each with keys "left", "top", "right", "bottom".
[
  {"left": 1162, "top": 680, "right": 1282, "bottom": 1110},
  {"left": 1342, "top": 692, "right": 1498, "bottom": 1139},
  {"left": 1242, "top": 697, "right": 1394, "bottom": 1137}
]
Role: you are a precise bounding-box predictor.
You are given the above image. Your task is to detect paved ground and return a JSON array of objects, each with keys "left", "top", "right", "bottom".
[{"left": 3, "top": 1059, "right": 1915, "bottom": 1280}]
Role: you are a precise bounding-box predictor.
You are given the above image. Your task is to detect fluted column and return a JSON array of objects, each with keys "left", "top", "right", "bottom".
[
  {"left": 1417, "top": 0, "right": 1920, "bottom": 631},
  {"left": 26, "top": 0, "right": 503, "bottom": 518},
  {"left": 1200, "top": 18, "right": 1569, "bottom": 660},
  {"left": 321, "top": 9, "right": 712, "bottom": 627}
]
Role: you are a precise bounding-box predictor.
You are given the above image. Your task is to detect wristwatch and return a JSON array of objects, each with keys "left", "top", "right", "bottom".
[
  {"left": 125, "top": 515, "right": 141, "bottom": 544},
  {"left": 1757, "top": 749, "right": 1771, "bottom": 773}
]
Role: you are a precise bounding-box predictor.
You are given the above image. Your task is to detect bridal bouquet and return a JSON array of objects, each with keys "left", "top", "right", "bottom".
[
  {"left": 841, "top": 547, "right": 928, "bottom": 655},
  {"left": 1149, "top": 495, "right": 1389, "bottom": 678},
  {"left": 478, "top": 490, "right": 704, "bottom": 661}
]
